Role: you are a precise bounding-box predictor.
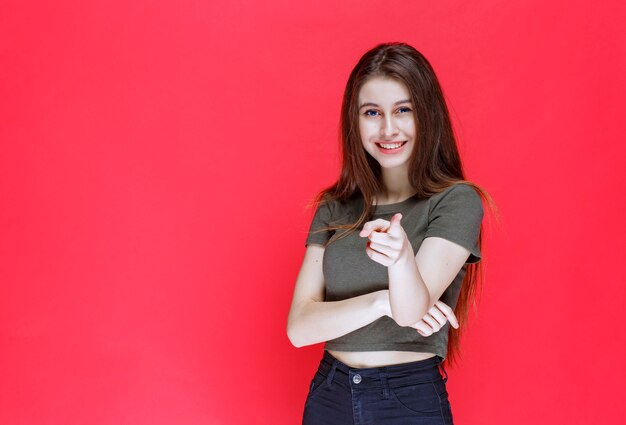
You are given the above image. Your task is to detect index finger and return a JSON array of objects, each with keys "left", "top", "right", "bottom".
[{"left": 359, "top": 218, "right": 391, "bottom": 237}]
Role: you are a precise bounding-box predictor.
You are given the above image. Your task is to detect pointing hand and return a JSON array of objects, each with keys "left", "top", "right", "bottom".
[{"left": 359, "top": 213, "right": 412, "bottom": 267}]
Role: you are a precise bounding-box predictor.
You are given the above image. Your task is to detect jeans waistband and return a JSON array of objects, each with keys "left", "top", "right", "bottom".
[{"left": 317, "top": 350, "right": 448, "bottom": 393}]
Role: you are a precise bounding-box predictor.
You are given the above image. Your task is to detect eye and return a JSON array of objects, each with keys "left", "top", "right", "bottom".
[
  {"left": 363, "top": 109, "right": 380, "bottom": 117},
  {"left": 397, "top": 106, "right": 412, "bottom": 113}
]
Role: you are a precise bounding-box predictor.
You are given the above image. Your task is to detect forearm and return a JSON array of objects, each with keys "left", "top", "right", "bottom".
[
  {"left": 287, "top": 289, "right": 389, "bottom": 348},
  {"left": 387, "top": 247, "right": 431, "bottom": 326}
]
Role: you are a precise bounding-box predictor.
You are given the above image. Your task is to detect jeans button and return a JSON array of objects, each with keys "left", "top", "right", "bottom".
[{"left": 353, "top": 374, "right": 362, "bottom": 384}]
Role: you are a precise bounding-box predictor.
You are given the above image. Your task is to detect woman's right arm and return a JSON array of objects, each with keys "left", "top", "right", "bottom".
[{"left": 286, "top": 244, "right": 390, "bottom": 348}]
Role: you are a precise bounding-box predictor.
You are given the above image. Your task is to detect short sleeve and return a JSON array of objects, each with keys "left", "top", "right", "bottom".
[
  {"left": 424, "top": 184, "right": 484, "bottom": 264},
  {"left": 304, "top": 200, "right": 335, "bottom": 247}
]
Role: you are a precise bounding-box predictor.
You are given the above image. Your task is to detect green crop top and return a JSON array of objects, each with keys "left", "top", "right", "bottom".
[{"left": 304, "top": 183, "right": 484, "bottom": 359}]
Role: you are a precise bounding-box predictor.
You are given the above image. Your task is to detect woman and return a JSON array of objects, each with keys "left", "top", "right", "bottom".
[{"left": 287, "top": 42, "right": 496, "bottom": 425}]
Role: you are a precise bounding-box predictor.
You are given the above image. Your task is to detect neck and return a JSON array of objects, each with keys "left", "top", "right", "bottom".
[{"left": 376, "top": 167, "right": 415, "bottom": 204}]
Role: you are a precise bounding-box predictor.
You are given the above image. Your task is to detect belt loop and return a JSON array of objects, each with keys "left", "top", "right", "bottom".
[
  {"left": 326, "top": 359, "right": 338, "bottom": 387},
  {"left": 435, "top": 356, "right": 448, "bottom": 383},
  {"left": 378, "top": 368, "right": 390, "bottom": 399}
]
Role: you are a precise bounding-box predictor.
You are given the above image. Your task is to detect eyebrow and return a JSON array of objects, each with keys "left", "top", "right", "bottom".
[{"left": 359, "top": 99, "right": 412, "bottom": 109}]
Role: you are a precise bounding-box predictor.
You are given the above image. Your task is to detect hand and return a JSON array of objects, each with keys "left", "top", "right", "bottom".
[
  {"left": 359, "top": 213, "right": 412, "bottom": 267},
  {"left": 408, "top": 301, "right": 459, "bottom": 336},
  {"left": 378, "top": 292, "right": 458, "bottom": 336}
]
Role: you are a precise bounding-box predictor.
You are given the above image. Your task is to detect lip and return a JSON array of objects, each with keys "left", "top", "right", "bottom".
[{"left": 375, "top": 140, "right": 407, "bottom": 154}]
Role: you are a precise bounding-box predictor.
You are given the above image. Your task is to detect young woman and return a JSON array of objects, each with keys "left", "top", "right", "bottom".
[{"left": 287, "top": 42, "right": 496, "bottom": 425}]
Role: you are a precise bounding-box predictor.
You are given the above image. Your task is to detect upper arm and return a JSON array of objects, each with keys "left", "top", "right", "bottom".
[
  {"left": 415, "top": 184, "right": 484, "bottom": 305},
  {"left": 415, "top": 237, "right": 471, "bottom": 306},
  {"left": 288, "top": 197, "right": 334, "bottom": 320},
  {"left": 287, "top": 244, "right": 325, "bottom": 329}
]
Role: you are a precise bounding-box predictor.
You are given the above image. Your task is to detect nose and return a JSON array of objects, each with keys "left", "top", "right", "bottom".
[{"left": 380, "top": 115, "right": 399, "bottom": 138}]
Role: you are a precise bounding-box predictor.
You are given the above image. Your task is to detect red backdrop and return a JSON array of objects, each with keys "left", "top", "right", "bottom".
[{"left": 1, "top": 0, "right": 625, "bottom": 423}]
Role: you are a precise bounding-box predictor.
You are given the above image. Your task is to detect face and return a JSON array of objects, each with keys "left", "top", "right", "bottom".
[{"left": 358, "top": 76, "right": 416, "bottom": 170}]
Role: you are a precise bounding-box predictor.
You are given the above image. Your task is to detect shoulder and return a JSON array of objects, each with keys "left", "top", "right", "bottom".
[
  {"left": 428, "top": 183, "right": 483, "bottom": 213},
  {"left": 313, "top": 192, "right": 337, "bottom": 212},
  {"left": 437, "top": 182, "right": 479, "bottom": 196},
  {"left": 311, "top": 193, "right": 355, "bottom": 223},
  {"left": 423, "top": 183, "right": 485, "bottom": 259}
]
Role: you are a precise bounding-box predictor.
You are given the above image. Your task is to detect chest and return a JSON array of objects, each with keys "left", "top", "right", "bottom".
[{"left": 322, "top": 205, "right": 430, "bottom": 301}]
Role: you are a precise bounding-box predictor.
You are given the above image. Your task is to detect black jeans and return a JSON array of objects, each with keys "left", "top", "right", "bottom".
[{"left": 303, "top": 350, "right": 453, "bottom": 425}]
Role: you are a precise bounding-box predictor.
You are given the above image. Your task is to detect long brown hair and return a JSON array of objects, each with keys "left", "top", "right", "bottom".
[{"left": 307, "top": 42, "right": 500, "bottom": 368}]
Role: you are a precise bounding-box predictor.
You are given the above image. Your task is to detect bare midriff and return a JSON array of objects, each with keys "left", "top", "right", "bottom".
[{"left": 327, "top": 349, "right": 436, "bottom": 368}]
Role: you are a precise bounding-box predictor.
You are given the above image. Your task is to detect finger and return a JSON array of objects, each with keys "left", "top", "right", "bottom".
[
  {"left": 421, "top": 314, "right": 442, "bottom": 332},
  {"left": 387, "top": 213, "right": 403, "bottom": 236},
  {"left": 365, "top": 243, "right": 395, "bottom": 267},
  {"left": 434, "top": 301, "right": 459, "bottom": 329},
  {"left": 367, "top": 230, "right": 401, "bottom": 249},
  {"left": 426, "top": 305, "right": 447, "bottom": 327},
  {"left": 385, "top": 213, "right": 406, "bottom": 240},
  {"left": 367, "top": 240, "right": 395, "bottom": 258},
  {"left": 411, "top": 320, "right": 433, "bottom": 336},
  {"left": 359, "top": 219, "right": 391, "bottom": 237}
]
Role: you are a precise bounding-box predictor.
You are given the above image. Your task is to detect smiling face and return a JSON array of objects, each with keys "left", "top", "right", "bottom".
[{"left": 358, "top": 76, "right": 417, "bottom": 171}]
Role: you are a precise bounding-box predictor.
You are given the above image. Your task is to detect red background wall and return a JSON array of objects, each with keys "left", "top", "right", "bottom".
[{"left": 1, "top": 1, "right": 625, "bottom": 423}]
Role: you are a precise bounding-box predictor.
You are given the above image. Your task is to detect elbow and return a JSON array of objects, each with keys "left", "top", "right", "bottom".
[
  {"left": 394, "top": 316, "right": 420, "bottom": 327},
  {"left": 391, "top": 306, "right": 428, "bottom": 327},
  {"left": 287, "top": 302, "right": 320, "bottom": 348},
  {"left": 390, "top": 296, "right": 431, "bottom": 327},
  {"left": 286, "top": 322, "right": 307, "bottom": 348},
  {"left": 287, "top": 330, "right": 303, "bottom": 348},
  {"left": 289, "top": 338, "right": 305, "bottom": 348}
]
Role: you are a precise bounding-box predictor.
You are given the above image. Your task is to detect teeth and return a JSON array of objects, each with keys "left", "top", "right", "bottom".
[{"left": 379, "top": 142, "right": 404, "bottom": 149}]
